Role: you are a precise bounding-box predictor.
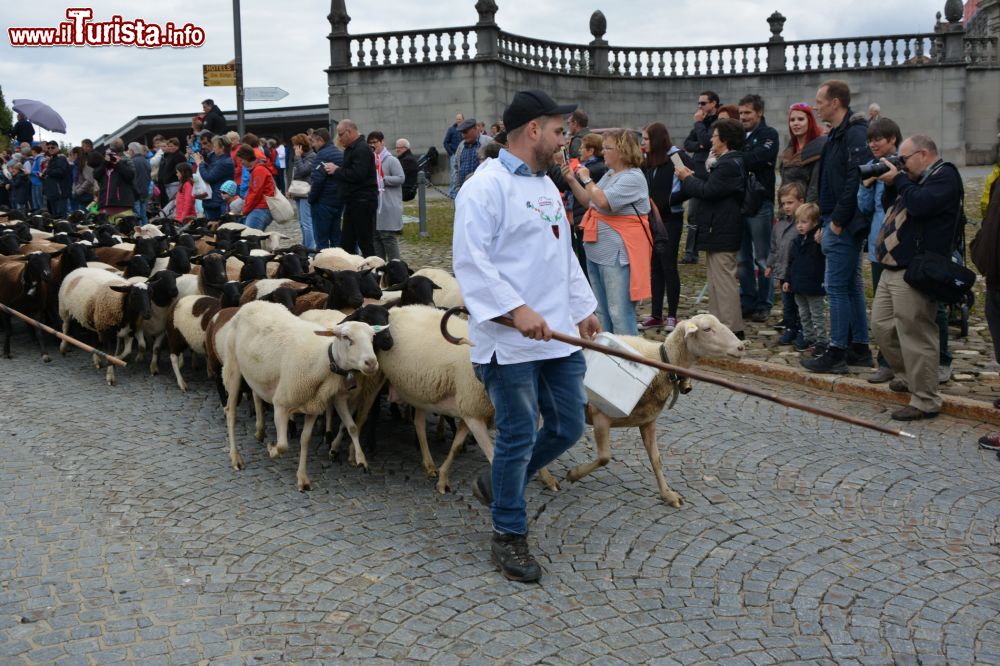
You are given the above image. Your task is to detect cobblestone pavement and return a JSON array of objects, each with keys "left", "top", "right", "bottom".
[{"left": 2, "top": 321, "right": 1000, "bottom": 665}]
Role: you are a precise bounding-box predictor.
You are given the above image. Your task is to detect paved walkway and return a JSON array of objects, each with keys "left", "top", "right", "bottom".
[{"left": 1, "top": 321, "right": 999, "bottom": 664}]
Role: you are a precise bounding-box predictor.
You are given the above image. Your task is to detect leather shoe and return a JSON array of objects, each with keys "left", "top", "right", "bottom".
[
  {"left": 491, "top": 532, "right": 541, "bottom": 582},
  {"left": 891, "top": 406, "right": 938, "bottom": 421},
  {"left": 750, "top": 311, "right": 769, "bottom": 323},
  {"left": 978, "top": 434, "right": 1000, "bottom": 451},
  {"left": 888, "top": 379, "right": 909, "bottom": 393}
]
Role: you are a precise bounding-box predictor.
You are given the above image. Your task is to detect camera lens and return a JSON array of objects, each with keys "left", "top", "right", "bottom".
[{"left": 858, "top": 161, "right": 889, "bottom": 179}]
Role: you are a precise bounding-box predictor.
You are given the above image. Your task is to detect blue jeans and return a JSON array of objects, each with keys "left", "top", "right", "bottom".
[
  {"left": 132, "top": 199, "right": 148, "bottom": 225},
  {"left": 821, "top": 220, "right": 869, "bottom": 349},
  {"left": 311, "top": 201, "right": 343, "bottom": 250},
  {"left": 244, "top": 207, "right": 273, "bottom": 231},
  {"left": 448, "top": 153, "right": 458, "bottom": 199},
  {"left": 586, "top": 259, "right": 638, "bottom": 335},
  {"left": 296, "top": 198, "right": 315, "bottom": 249},
  {"left": 738, "top": 201, "right": 775, "bottom": 314},
  {"left": 30, "top": 183, "right": 43, "bottom": 211},
  {"left": 474, "top": 351, "right": 587, "bottom": 535}
]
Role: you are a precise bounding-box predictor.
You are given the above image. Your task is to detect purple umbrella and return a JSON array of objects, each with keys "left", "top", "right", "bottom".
[{"left": 12, "top": 99, "right": 67, "bottom": 134}]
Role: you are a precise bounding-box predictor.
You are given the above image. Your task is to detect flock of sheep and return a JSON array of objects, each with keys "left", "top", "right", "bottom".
[{"left": 0, "top": 210, "right": 746, "bottom": 506}]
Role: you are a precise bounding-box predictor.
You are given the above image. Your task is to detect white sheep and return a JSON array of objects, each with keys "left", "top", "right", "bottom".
[
  {"left": 311, "top": 247, "right": 364, "bottom": 272},
  {"left": 222, "top": 301, "right": 383, "bottom": 491},
  {"left": 565, "top": 313, "right": 745, "bottom": 506},
  {"left": 58, "top": 267, "right": 152, "bottom": 385},
  {"left": 412, "top": 267, "right": 464, "bottom": 308},
  {"left": 371, "top": 305, "right": 557, "bottom": 493}
]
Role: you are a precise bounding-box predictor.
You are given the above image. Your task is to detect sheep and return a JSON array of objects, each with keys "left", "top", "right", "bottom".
[
  {"left": 151, "top": 246, "right": 192, "bottom": 275},
  {"left": 165, "top": 281, "right": 244, "bottom": 392},
  {"left": 216, "top": 222, "right": 289, "bottom": 252},
  {"left": 312, "top": 247, "right": 364, "bottom": 272},
  {"left": 58, "top": 267, "right": 153, "bottom": 385},
  {"left": 412, "top": 267, "right": 464, "bottom": 308},
  {"left": 0, "top": 232, "right": 21, "bottom": 255},
  {"left": 0, "top": 252, "right": 55, "bottom": 362},
  {"left": 129, "top": 270, "right": 181, "bottom": 374},
  {"left": 222, "top": 300, "right": 383, "bottom": 491},
  {"left": 377, "top": 274, "right": 440, "bottom": 307},
  {"left": 370, "top": 305, "right": 558, "bottom": 493},
  {"left": 379, "top": 258, "right": 412, "bottom": 288},
  {"left": 291, "top": 270, "right": 365, "bottom": 313},
  {"left": 564, "top": 314, "right": 746, "bottom": 507}
]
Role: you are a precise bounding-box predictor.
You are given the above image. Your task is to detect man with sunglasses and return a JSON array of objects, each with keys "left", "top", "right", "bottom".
[
  {"left": 870, "top": 135, "right": 962, "bottom": 420},
  {"left": 681, "top": 90, "right": 721, "bottom": 264}
]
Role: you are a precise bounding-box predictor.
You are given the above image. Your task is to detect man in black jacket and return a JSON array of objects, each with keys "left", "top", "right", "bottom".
[
  {"left": 802, "top": 80, "right": 874, "bottom": 374},
  {"left": 7, "top": 113, "right": 35, "bottom": 145},
  {"left": 870, "top": 135, "right": 961, "bottom": 420},
  {"left": 201, "top": 99, "right": 227, "bottom": 136},
  {"left": 95, "top": 138, "right": 136, "bottom": 219},
  {"left": 324, "top": 119, "right": 377, "bottom": 256},
  {"left": 309, "top": 129, "right": 345, "bottom": 249},
  {"left": 41, "top": 142, "right": 71, "bottom": 217},
  {"left": 395, "top": 138, "right": 419, "bottom": 201},
  {"left": 737, "top": 94, "right": 780, "bottom": 322},
  {"left": 681, "top": 90, "right": 720, "bottom": 264}
]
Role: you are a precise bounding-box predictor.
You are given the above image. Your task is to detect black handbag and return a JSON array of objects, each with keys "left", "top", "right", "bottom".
[
  {"left": 902, "top": 183, "right": 975, "bottom": 304},
  {"left": 632, "top": 201, "right": 669, "bottom": 254}
]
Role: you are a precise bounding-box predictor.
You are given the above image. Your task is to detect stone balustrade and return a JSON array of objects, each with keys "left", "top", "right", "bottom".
[
  {"left": 341, "top": 27, "right": 479, "bottom": 68},
  {"left": 965, "top": 35, "right": 999, "bottom": 65}
]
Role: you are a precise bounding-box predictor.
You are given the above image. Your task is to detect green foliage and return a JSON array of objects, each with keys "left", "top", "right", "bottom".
[{"left": 0, "top": 86, "right": 12, "bottom": 154}]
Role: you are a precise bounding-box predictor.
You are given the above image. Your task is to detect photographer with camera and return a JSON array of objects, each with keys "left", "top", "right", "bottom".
[
  {"left": 94, "top": 138, "right": 136, "bottom": 220},
  {"left": 870, "top": 135, "right": 963, "bottom": 421},
  {"left": 858, "top": 117, "right": 902, "bottom": 383}
]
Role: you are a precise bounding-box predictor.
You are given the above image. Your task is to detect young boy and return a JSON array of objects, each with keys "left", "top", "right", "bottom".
[
  {"left": 785, "top": 203, "right": 829, "bottom": 359},
  {"left": 11, "top": 162, "right": 32, "bottom": 210},
  {"left": 766, "top": 181, "right": 806, "bottom": 345}
]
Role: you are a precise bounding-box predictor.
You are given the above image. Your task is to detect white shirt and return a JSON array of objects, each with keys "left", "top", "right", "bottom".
[
  {"left": 275, "top": 145, "right": 286, "bottom": 168},
  {"left": 452, "top": 149, "right": 597, "bottom": 364}
]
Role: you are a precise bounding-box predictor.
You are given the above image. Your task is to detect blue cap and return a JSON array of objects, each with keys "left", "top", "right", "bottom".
[{"left": 220, "top": 180, "right": 237, "bottom": 196}]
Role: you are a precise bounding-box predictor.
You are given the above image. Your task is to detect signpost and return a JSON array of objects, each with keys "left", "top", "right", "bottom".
[
  {"left": 244, "top": 87, "right": 289, "bottom": 102},
  {"left": 202, "top": 63, "right": 236, "bottom": 87}
]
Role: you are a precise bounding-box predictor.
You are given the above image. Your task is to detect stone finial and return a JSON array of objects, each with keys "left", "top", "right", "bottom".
[
  {"left": 328, "top": 0, "right": 350, "bottom": 35},
  {"left": 767, "top": 11, "right": 786, "bottom": 41},
  {"left": 476, "top": 0, "right": 498, "bottom": 25},
  {"left": 943, "top": 0, "right": 964, "bottom": 23},
  {"left": 590, "top": 10, "right": 607, "bottom": 42}
]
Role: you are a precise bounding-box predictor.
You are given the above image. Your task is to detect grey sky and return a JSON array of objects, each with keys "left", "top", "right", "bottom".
[{"left": 1, "top": 0, "right": 949, "bottom": 145}]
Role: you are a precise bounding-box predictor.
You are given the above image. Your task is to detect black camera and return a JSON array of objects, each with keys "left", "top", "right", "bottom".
[{"left": 858, "top": 155, "right": 902, "bottom": 179}]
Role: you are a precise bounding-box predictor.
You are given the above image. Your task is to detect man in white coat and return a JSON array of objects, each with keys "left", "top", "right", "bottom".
[{"left": 453, "top": 89, "right": 600, "bottom": 583}]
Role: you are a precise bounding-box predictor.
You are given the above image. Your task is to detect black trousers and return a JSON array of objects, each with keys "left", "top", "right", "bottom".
[
  {"left": 339, "top": 198, "right": 377, "bottom": 257},
  {"left": 651, "top": 213, "right": 684, "bottom": 319}
]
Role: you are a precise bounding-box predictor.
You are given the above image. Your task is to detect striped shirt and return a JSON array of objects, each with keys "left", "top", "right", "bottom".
[{"left": 584, "top": 168, "right": 649, "bottom": 266}]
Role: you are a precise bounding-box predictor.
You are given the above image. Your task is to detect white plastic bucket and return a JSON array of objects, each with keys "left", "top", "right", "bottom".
[{"left": 583, "top": 333, "right": 658, "bottom": 418}]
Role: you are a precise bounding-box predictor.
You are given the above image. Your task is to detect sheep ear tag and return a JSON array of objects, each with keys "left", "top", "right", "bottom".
[
  {"left": 370, "top": 325, "right": 389, "bottom": 334},
  {"left": 314, "top": 330, "right": 336, "bottom": 337},
  {"left": 683, "top": 321, "right": 698, "bottom": 338}
]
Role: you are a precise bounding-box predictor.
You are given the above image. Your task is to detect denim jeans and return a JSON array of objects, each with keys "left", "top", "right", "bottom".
[
  {"left": 448, "top": 152, "right": 458, "bottom": 199},
  {"left": 586, "top": 259, "right": 638, "bottom": 335},
  {"left": 244, "top": 207, "right": 273, "bottom": 231},
  {"left": 473, "top": 351, "right": 587, "bottom": 535},
  {"left": 738, "top": 201, "right": 775, "bottom": 314},
  {"left": 821, "top": 220, "right": 868, "bottom": 349},
  {"left": 30, "top": 183, "right": 43, "bottom": 211},
  {"left": 132, "top": 199, "right": 148, "bottom": 225},
  {"left": 311, "top": 201, "right": 343, "bottom": 250},
  {"left": 297, "top": 198, "right": 315, "bottom": 249}
]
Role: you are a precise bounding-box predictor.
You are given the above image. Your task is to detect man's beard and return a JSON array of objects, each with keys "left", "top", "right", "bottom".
[{"left": 534, "top": 144, "right": 556, "bottom": 171}]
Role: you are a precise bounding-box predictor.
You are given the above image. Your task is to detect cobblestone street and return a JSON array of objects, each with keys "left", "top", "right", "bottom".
[{"left": 2, "top": 322, "right": 999, "bottom": 665}]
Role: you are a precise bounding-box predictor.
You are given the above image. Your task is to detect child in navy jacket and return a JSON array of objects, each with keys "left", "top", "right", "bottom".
[{"left": 784, "top": 203, "right": 827, "bottom": 351}]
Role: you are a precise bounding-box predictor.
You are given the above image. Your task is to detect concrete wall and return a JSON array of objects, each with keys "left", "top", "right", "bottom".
[{"left": 330, "top": 60, "right": 997, "bottom": 181}]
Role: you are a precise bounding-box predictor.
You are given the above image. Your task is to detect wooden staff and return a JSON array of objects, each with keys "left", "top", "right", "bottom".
[
  {"left": 0, "top": 303, "right": 127, "bottom": 368},
  {"left": 440, "top": 307, "right": 914, "bottom": 439}
]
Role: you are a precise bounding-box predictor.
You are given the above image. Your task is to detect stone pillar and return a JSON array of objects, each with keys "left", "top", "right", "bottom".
[
  {"left": 475, "top": 0, "right": 499, "bottom": 60},
  {"left": 937, "top": 0, "right": 967, "bottom": 62},
  {"left": 588, "top": 11, "right": 609, "bottom": 75},
  {"left": 327, "top": 0, "right": 351, "bottom": 130},
  {"left": 766, "top": 11, "right": 787, "bottom": 73}
]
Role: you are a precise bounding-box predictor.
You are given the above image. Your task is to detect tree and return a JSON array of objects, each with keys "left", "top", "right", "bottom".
[{"left": 0, "top": 86, "right": 12, "bottom": 153}]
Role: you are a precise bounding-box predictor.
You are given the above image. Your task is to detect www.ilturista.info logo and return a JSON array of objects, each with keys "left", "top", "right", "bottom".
[{"left": 8, "top": 8, "right": 206, "bottom": 48}]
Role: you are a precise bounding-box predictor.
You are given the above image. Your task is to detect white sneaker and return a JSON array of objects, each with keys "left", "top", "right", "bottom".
[{"left": 938, "top": 365, "right": 952, "bottom": 384}]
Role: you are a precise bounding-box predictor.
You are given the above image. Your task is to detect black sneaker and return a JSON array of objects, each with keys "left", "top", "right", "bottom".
[
  {"left": 845, "top": 343, "right": 874, "bottom": 368},
  {"left": 472, "top": 468, "right": 493, "bottom": 507},
  {"left": 800, "top": 345, "right": 848, "bottom": 374},
  {"left": 491, "top": 532, "right": 541, "bottom": 582}
]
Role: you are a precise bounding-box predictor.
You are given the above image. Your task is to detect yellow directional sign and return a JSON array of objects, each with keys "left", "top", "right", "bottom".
[{"left": 203, "top": 63, "right": 236, "bottom": 87}]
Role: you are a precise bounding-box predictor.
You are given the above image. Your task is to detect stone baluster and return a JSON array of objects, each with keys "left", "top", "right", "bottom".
[
  {"left": 767, "top": 11, "right": 787, "bottom": 72},
  {"left": 328, "top": 0, "right": 352, "bottom": 68},
  {"left": 475, "top": 0, "right": 499, "bottom": 60},
  {"left": 589, "top": 11, "right": 609, "bottom": 75}
]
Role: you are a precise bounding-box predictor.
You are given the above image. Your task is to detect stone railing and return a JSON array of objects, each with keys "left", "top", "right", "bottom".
[
  {"left": 497, "top": 32, "right": 590, "bottom": 74},
  {"left": 782, "top": 34, "right": 939, "bottom": 71},
  {"left": 965, "top": 36, "right": 999, "bottom": 65},
  {"left": 600, "top": 43, "right": 769, "bottom": 77},
  {"left": 344, "top": 27, "right": 479, "bottom": 68}
]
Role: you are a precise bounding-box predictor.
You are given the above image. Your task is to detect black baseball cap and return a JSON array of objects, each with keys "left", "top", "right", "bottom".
[{"left": 502, "top": 90, "right": 577, "bottom": 133}]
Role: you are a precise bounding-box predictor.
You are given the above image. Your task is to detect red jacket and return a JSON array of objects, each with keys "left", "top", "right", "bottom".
[
  {"left": 242, "top": 163, "right": 275, "bottom": 212},
  {"left": 174, "top": 180, "right": 197, "bottom": 221}
]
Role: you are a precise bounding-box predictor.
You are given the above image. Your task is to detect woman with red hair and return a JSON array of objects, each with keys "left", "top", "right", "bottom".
[{"left": 779, "top": 102, "right": 826, "bottom": 203}]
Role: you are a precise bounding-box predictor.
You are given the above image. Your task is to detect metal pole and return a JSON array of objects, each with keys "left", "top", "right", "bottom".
[
  {"left": 233, "top": 0, "right": 246, "bottom": 137},
  {"left": 417, "top": 171, "right": 428, "bottom": 238}
]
